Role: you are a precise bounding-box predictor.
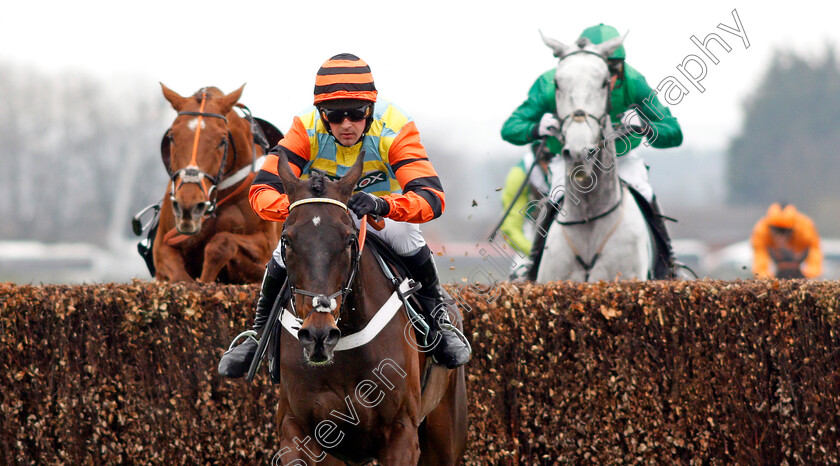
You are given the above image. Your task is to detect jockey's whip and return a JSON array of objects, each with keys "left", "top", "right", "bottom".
[
  {"left": 487, "top": 137, "right": 548, "bottom": 241},
  {"left": 245, "top": 278, "right": 289, "bottom": 382}
]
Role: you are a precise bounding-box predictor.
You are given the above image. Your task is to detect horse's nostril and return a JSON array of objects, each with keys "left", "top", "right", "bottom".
[
  {"left": 298, "top": 328, "right": 313, "bottom": 345},
  {"left": 172, "top": 201, "right": 183, "bottom": 216},
  {"left": 326, "top": 328, "right": 341, "bottom": 346},
  {"left": 192, "top": 203, "right": 208, "bottom": 218}
]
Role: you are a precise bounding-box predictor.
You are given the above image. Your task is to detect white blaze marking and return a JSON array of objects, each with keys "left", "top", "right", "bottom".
[
  {"left": 187, "top": 118, "right": 205, "bottom": 131},
  {"left": 312, "top": 216, "right": 321, "bottom": 227}
]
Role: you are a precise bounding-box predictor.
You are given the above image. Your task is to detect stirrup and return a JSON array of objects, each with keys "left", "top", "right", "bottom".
[
  {"left": 437, "top": 321, "right": 472, "bottom": 354},
  {"left": 224, "top": 330, "right": 258, "bottom": 354},
  {"left": 672, "top": 260, "right": 698, "bottom": 280}
]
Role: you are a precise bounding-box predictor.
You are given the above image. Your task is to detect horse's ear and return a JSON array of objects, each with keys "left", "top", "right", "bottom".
[
  {"left": 276, "top": 151, "right": 304, "bottom": 198},
  {"left": 594, "top": 31, "right": 629, "bottom": 59},
  {"left": 160, "top": 83, "right": 189, "bottom": 111},
  {"left": 540, "top": 30, "right": 572, "bottom": 58},
  {"left": 335, "top": 149, "right": 366, "bottom": 199},
  {"left": 219, "top": 84, "right": 246, "bottom": 115}
]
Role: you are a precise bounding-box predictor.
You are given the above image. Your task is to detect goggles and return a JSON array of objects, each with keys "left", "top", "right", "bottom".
[{"left": 320, "top": 105, "right": 372, "bottom": 124}]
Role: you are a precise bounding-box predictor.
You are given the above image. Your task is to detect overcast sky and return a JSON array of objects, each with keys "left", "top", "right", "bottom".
[{"left": 2, "top": 0, "right": 836, "bottom": 158}]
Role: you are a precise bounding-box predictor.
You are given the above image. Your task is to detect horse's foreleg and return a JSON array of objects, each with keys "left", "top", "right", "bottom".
[
  {"left": 153, "top": 244, "right": 193, "bottom": 282},
  {"left": 378, "top": 418, "right": 421, "bottom": 465},
  {"left": 274, "top": 416, "right": 344, "bottom": 465},
  {"left": 200, "top": 232, "right": 267, "bottom": 283},
  {"left": 418, "top": 367, "right": 468, "bottom": 465}
]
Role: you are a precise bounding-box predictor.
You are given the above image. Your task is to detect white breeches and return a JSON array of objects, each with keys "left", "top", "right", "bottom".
[{"left": 272, "top": 216, "right": 425, "bottom": 267}]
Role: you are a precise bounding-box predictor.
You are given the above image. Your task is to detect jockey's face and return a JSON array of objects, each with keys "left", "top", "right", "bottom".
[
  {"left": 320, "top": 101, "right": 371, "bottom": 147},
  {"left": 608, "top": 59, "right": 624, "bottom": 89},
  {"left": 770, "top": 226, "right": 793, "bottom": 244},
  {"left": 329, "top": 117, "right": 366, "bottom": 147}
]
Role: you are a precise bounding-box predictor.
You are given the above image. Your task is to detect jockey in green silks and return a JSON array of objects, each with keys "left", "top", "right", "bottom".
[{"left": 500, "top": 23, "right": 684, "bottom": 280}]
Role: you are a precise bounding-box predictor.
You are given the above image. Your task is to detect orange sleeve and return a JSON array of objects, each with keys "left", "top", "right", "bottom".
[
  {"left": 248, "top": 117, "right": 310, "bottom": 223},
  {"left": 801, "top": 218, "right": 823, "bottom": 278},
  {"left": 278, "top": 116, "right": 312, "bottom": 168},
  {"left": 751, "top": 219, "right": 772, "bottom": 278},
  {"left": 382, "top": 121, "right": 445, "bottom": 223}
]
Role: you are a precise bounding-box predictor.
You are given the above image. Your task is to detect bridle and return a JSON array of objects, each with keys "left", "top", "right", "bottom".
[
  {"left": 551, "top": 49, "right": 626, "bottom": 278},
  {"left": 166, "top": 90, "right": 238, "bottom": 217},
  {"left": 553, "top": 47, "right": 622, "bottom": 225},
  {"left": 280, "top": 197, "right": 362, "bottom": 324},
  {"left": 552, "top": 49, "right": 613, "bottom": 148}
]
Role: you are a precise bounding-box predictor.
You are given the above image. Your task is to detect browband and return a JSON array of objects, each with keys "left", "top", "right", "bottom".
[{"left": 288, "top": 198, "right": 348, "bottom": 212}]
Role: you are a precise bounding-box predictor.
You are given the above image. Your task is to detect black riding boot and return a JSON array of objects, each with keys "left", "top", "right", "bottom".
[
  {"left": 523, "top": 198, "right": 561, "bottom": 282},
  {"left": 218, "top": 261, "right": 286, "bottom": 378},
  {"left": 404, "top": 246, "right": 471, "bottom": 369},
  {"left": 648, "top": 197, "right": 678, "bottom": 279}
]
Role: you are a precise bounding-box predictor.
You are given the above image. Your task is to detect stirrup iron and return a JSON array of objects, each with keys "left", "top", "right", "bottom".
[{"left": 224, "top": 329, "right": 258, "bottom": 354}]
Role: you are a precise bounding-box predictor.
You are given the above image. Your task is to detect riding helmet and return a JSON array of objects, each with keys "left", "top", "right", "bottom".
[
  {"left": 314, "top": 53, "right": 377, "bottom": 136},
  {"left": 579, "top": 24, "right": 626, "bottom": 60}
]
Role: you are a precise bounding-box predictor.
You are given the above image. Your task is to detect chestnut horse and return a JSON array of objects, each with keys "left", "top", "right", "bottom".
[
  {"left": 269, "top": 153, "right": 468, "bottom": 464},
  {"left": 153, "top": 84, "right": 281, "bottom": 283}
]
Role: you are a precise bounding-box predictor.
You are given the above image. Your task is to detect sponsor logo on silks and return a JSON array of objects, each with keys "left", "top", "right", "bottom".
[{"left": 355, "top": 171, "right": 388, "bottom": 190}]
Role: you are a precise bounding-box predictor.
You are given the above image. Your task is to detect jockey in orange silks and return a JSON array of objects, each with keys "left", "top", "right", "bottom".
[{"left": 751, "top": 203, "right": 822, "bottom": 279}]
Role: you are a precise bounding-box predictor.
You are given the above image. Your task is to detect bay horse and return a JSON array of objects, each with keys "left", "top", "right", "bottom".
[
  {"left": 536, "top": 33, "right": 655, "bottom": 283},
  {"left": 268, "top": 152, "right": 467, "bottom": 464},
  {"left": 153, "top": 84, "right": 281, "bottom": 283}
]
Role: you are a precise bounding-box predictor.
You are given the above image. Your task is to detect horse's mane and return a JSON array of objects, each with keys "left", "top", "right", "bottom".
[{"left": 307, "top": 170, "right": 329, "bottom": 196}]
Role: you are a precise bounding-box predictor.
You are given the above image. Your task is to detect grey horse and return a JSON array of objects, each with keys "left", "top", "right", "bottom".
[{"left": 536, "top": 32, "right": 654, "bottom": 282}]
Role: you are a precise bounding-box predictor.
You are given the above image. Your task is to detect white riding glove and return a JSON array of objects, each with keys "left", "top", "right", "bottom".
[{"left": 536, "top": 113, "right": 560, "bottom": 138}]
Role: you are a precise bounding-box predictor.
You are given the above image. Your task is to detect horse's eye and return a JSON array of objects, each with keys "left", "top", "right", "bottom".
[{"left": 218, "top": 139, "right": 227, "bottom": 150}]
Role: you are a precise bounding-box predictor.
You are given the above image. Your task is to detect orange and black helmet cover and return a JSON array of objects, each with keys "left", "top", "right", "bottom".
[{"left": 314, "top": 53, "right": 378, "bottom": 105}]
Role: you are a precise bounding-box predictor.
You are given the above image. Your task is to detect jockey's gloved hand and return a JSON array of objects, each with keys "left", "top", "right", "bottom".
[
  {"left": 619, "top": 105, "right": 655, "bottom": 139},
  {"left": 532, "top": 113, "right": 560, "bottom": 139},
  {"left": 637, "top": 116, "right": 655, "bottom": 138},
  {"left": 348, "top": 192, "right": 390, "bottom": 219}
]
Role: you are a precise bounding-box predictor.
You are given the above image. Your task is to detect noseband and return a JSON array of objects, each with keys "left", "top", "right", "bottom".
[
  {"left": 167, "top": 91, "right": 237, "bottom": 216},
  {"left": 281, "top": 198, "right": 362, "bottom": 323}
]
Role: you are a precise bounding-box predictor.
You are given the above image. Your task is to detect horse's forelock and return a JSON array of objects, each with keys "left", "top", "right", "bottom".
[
  {"left": 308, "top": 171, "right": 329, "bottom": 196},
  {"left": 576, "top": 37, "right": 589, "bottom": 49},
  {"left": 192, "top": 87, "right": 224, "bottom": 103}
]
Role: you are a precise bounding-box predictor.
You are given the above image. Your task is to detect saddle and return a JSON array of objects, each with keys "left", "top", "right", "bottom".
[
  {"left": 625, "top": 187, "right": 672, "bottom": 280},
  {"left": 132, "top": 116, "right": 283, "bottom": 277}
]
